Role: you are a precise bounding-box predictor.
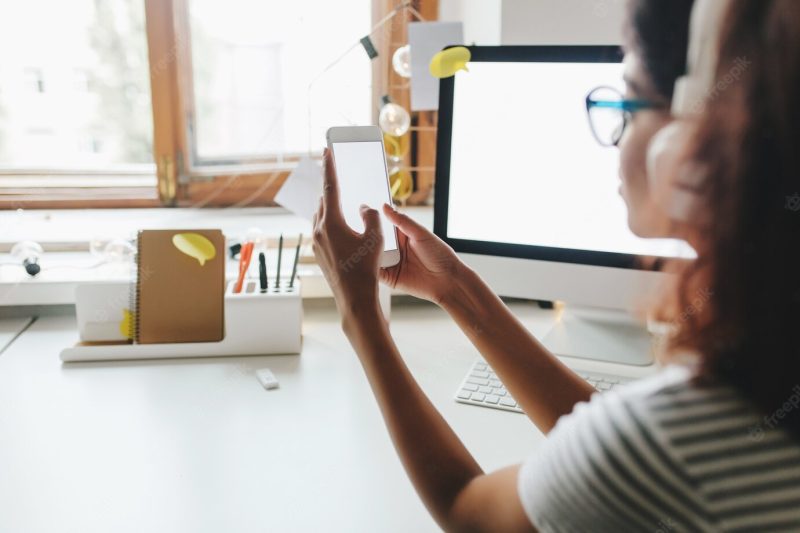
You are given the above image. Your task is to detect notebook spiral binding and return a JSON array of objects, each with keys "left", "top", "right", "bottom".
[{"left": 130, "top": 236, "right": 142, "bottom": 343}]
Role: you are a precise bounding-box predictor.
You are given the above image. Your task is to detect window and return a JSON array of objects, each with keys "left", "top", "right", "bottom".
[
  {"left": 0, "top": 0, "right": 155, "bottom": 173},
  {"left": 188, "top": 0, "right": 371, "bottom": 162},
  {"left": 23, "top": 69, "right": 46, "bottom": 94},
  {"left": 0, "top": 0, "right": 435, "bottom": 209}
]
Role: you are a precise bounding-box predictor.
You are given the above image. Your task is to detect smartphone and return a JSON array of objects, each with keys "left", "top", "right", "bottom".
[{"left": 326, "top": 126, "right": 401, "bottom": 268}]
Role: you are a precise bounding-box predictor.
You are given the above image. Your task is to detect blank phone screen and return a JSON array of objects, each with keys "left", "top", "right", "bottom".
[{"left": 331, "top": 141, "right": 398, "bottom": 252}]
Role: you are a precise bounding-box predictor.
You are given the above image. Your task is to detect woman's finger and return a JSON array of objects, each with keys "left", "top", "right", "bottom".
[
  {"left": 322, "top": 148, "right": 344, "bottom": 223},
  {"left": 378, "top": 266, "right": 396, "bottom": 288},
  {"left": 315, "top": 197, "right": 324, "bottom": 221},
  {"left": 313, "top": 197, "right": 322, "bottom": 227},
  {"left": 360, "top": 204, "right": 384, "bottom": 245},
  {"left": 383, "top": 203, "right": 430, "bottom": 240}
]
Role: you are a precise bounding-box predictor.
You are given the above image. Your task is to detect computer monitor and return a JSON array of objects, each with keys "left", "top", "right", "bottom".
[{"left": 434, "top": 46, "right": 694, "bottom": 366}]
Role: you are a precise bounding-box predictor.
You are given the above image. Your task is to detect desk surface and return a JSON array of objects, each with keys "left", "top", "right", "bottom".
[{"left": 0, "top": 299, "right": 653, "bottom": 533}]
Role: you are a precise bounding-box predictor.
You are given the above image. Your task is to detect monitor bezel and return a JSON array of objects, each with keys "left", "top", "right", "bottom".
[{"left": 433, "top": 45, "right": 662, "bottom": 271}]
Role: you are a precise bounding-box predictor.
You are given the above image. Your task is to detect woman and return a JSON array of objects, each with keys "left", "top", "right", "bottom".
[{"left": 313, "top": 0, "right": 800, "bottom": 530}]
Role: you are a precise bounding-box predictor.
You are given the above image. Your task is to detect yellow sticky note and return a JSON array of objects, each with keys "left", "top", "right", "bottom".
[
  {"left": 120, "top": 308, "right": 134, "bottom": 340},
  {"left": 383, "top": 133, "right": 409, "bottom": 158},
  {"left": 389, "top": 168, "right": 413, "bottom": 202},
  {"left": 429, "top": 46, "right": 471, "bottom": 79},
  {"left": 172, "top": 233, "right": 217, "bottom": 266}
]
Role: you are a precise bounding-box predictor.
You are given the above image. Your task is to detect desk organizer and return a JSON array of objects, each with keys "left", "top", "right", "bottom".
[{"left": 61, "top": 280, "right": 302, "bottom": 362}]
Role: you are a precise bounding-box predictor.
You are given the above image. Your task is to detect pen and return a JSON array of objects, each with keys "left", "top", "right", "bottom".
[
  {"left": 289, "top": 234, "right": 302, "bottom": 288},
  {"left": 275, "top": 234, "right": 283, "bottom": 290},
  {"left": 259, "top": 252, "right": 268, "bottom": 293},
  {"left": 234, "top": 242, "right": 254, "bottom": 294}
]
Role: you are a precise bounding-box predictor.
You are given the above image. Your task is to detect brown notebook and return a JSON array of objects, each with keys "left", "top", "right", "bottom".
[{"left": 134, "top": 229, "right": 225, "bottom": 344}]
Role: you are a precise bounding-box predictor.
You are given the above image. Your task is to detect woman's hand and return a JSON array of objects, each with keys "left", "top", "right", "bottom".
[
  {"left": 312, "top": 146, "right": 465, "bottom": 317},
  {"left": 312, "top": 149, "right": 384, "bottom": 322},
  {"left": 380, "top": 204, "right": 463, "bottom": 305}
]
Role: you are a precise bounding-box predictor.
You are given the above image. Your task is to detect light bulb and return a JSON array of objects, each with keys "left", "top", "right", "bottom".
[
  {"left": 392, "top": 45, "right": 411, "bottom": 78},
  {"left": 379, "top": 103, "right": 411, "bottom": 137},
  {"left": 90, "top": 237, "right": 109, "bottom": 258},
  {"left": 10, "top": 240, "right": 43, "bottom": 276},
  {"left": 244, "top": 227, "right": 266, "bottom": 247},
  {"left": 103, "top": 239, "right": 136, "bottom": 263}
]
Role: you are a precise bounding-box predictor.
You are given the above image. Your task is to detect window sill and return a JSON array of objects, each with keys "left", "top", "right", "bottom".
[
  {"left": 0, "top": 188, "right": 161, "bottom": 210},
  {"left": 0, "top": 205, "right": 434, "bottom": 306}
]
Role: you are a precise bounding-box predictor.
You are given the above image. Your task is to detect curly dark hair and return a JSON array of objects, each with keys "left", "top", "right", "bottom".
[
  {"left": 671, "top": 0, "right": 800, "bottom": 437},
  {"left": 624, "top": 0, "right": 696, "bottom": 100}
]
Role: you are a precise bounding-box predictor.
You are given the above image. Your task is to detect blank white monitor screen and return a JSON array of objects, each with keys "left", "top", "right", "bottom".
[{"left": 446, "top": 61, "right": 694, "bottom": 260}]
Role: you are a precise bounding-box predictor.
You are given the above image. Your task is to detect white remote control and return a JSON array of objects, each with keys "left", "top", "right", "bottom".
[{"left": 256, "top": 368, "right": 280, "bottom": 390}]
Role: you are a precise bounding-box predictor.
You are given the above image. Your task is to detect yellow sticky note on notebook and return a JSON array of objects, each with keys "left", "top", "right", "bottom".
[
  {"left": 172, "top": 233, "right": 217, "bottom": 266},
  {"left": 120, "top": 308, "right": 134, "bottom": 340}
]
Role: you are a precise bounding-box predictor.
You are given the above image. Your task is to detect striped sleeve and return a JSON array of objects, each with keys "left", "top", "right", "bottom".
[
  {"left": 518, "top": 368, "right": 716, "bottom": 532},
  {"left": 517, "top": 367, "right": 800, "bottom": 532}
]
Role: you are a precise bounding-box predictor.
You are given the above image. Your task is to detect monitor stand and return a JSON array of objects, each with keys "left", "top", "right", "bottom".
[{"left": 541, "top": 306, "right": 655, "bottom": 366}]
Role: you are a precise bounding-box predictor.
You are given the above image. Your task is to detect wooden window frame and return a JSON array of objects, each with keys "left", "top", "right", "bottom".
[
  {"left": 373, "top": 0, "right": 439, "bottom": 206},
  {"left": 0, "top": 0, "right": 437, "bottom": 210}
]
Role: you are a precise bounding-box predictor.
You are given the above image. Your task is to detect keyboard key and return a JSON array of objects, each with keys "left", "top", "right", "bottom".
[{"left": 456, "top": 359, "right": 631, "bottom": 415}]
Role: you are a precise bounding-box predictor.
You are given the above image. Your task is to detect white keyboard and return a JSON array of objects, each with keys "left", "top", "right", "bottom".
[{"left": 455, "top": 359, "right": 634, "bottom": 414}]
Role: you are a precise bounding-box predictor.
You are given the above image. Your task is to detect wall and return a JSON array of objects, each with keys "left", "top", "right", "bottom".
[
  {"left": 438, "top": 0, "right": 502, "bottom": 45},
  {"left": 501, "top": 0, "right": 625, "bottom": 45},
  {"left": 439, "top": 0, "right": 626, "bottom": 45}
]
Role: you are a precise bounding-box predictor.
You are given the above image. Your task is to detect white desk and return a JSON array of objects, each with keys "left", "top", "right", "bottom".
[
  {"left": 0, "top": 316, "right": 34, "bottom": 354},
  {"left": 0, "top": 298, "right": 653, "bottom": 532}
]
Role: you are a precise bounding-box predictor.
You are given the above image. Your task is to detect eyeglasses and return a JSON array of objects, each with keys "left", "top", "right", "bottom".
[{"left": 585, "top": 86, "right": 664, "bottom": 147}]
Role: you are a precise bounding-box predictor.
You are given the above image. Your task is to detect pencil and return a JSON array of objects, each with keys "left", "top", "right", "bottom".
[
  {"left": 259, "top": 252, "right": 268, "bottom": 293},
  {"left": 289, "top": 234, "right": 302, "bottom": 288},
  {"left": 234, "top": 242, "right": 254, "bottom": 294},
  {"left": 275, "top": 234, "right": 283, "bottom": 290}
]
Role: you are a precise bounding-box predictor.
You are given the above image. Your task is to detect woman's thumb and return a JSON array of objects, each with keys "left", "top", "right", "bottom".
[{"left": 360, "top": 204, "right": 383, "bottom": 238}]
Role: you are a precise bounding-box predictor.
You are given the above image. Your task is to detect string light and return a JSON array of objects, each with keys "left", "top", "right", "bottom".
[
  {"left": 10, "top": 241, "right": 43, "bottom": 276},
  {"left": 391, "top": 45, "right": 411, "bottom": 78},
  {"left": 378, "top": 96, "right": 411, "bottom": 137}
]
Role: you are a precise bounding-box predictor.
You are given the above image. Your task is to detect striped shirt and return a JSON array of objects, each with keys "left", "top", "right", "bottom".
[{"left": 517, "top": 366, "right": 800, "bottom": 532}]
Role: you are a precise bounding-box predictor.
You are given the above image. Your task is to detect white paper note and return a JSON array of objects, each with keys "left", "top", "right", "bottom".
[
  {"left": 408, "top": 21, "right": 464, "bottom": 111},
  {"left": 274, "top": 155, "right": 323, "bottom": 222}
]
